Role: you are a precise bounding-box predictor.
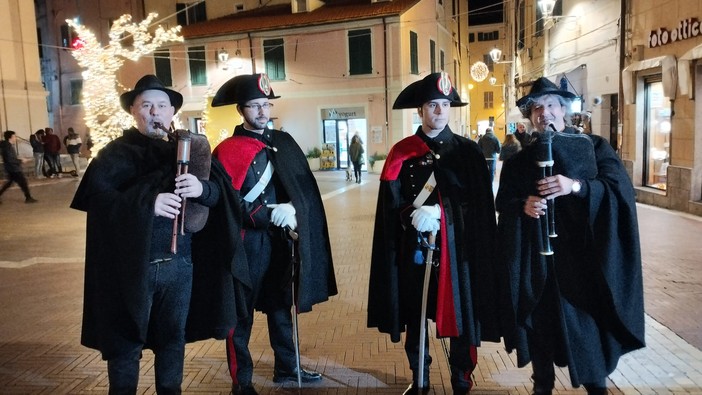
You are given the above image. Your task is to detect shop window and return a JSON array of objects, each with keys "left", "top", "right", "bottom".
[{"left": 643, "top": 77, "right": 671, "bottom": 191}]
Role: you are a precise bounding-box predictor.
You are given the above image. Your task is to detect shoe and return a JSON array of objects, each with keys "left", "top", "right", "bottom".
[
  {"left": 25, "top": 197, "right": 38, "bottom": 203},
  {"left": 272, "top": 368, "right": 323, "bottom": 383},
  {"left": 402, "top": 382, "right": 430, "bottom": 395},
  {"left": 231, "top": 384, "right": 258, "bottom": 395}
]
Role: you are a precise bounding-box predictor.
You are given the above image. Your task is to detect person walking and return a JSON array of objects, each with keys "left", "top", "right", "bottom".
[
  {"left": 29, "top": 129, "right": 45, "bottom": 179},
  {"left": 367, "top": 72, "right": 504, "bottom": 395},
  {"left": 0, "top": 131, "right": 38, "bottom": 203},
  {"left": 477, "top": 127, "right": 501, "bottom": 183},
  {"left": 210, "top": 73, "right": 338, "bottom": 395},
  {"left": 70, "top": 75, "right": 236, "bottom": 394},
  {"left": 348, "top": 134, "right": 364, "bottom": 183},
  {"left": 495, "top": 77, "right": 645, "bottom": 395}
]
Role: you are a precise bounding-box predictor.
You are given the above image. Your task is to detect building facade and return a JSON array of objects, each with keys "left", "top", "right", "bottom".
[
  {"left": 145, "top": 0, "right": 471, "bottom": 167},
  {"left": 621, "top": 0, "right": 702, "bottom": 216},
  {"left": 34, "top": 0, "right": 472, "bottom": 169},
  {"left": 1, "top": 0, "right": 48, "bottom": 155},
  {"left": 497, "top": 0, "right": 702, "bottom": 216}
]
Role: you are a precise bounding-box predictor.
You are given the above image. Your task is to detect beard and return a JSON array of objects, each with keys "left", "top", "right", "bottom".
[{"left": 243, "top": 114, "right": 269, "bottom": 131}]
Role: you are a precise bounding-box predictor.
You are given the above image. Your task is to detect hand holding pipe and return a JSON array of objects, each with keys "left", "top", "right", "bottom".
[
  {"left": 535, "top": 126, "right": 555, "bottom": 256},
  {"left": 154, "top": 122, "right": 192, "bottom": 254}
]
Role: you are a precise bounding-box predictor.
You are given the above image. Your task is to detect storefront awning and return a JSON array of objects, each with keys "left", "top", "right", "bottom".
[
  {"left": 678, "top": 43, "right": 702, "bottom": 98},
  {"left": 621, "top": 55, "right": 677, "bottom": 105}
]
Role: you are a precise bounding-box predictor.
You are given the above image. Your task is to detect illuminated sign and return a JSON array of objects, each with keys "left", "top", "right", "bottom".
[{"left": 649, "top": 18, "right": 701, "bottom": 48}]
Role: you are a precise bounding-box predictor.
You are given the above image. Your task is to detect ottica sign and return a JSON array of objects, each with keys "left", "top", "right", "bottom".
[{"left": 649, "top": 18, "right": 701, "bottom": 48}]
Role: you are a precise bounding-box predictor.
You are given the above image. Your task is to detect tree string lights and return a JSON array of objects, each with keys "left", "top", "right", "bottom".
[{"left": 68, "top": 13, "right": 183, "bottom": 154}]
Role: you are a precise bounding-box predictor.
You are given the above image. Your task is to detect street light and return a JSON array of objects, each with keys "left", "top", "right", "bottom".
[
  {"left": 217, "top": 48, "right": 229, "bottom": 63},
  {"left": 538, "top": 0, "right": 556, "bottom": 17},
  {"left": 489, "top": 46, "right": 513, "bottom": 64},
  {"left": 489, "top": 47, "right": 502, "bottom": 63}
]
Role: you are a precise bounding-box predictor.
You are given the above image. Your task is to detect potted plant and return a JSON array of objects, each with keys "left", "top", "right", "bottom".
[
  {"left": 368, "top": 152, "right": 388, "bottom": 174},
  {"left": 306, "top": 147, "right": 322, "bottom": 171}
]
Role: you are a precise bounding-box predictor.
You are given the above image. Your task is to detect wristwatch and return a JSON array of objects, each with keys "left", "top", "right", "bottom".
[{"left": 571, "top": 179, "right": 582, "bottom": 195}]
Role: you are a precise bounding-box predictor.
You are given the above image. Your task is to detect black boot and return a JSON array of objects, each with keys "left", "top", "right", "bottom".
[{"left": 451, "top": 367, "right": 473, "bottom": 395}]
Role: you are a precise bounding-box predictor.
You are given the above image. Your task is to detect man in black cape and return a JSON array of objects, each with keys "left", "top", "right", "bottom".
[
  {"left": 71, "top": 75, "right": 241, "bottom": 394},
  {"left": 210, "top": 73, "right": 338, "bottom": 395},
  {"left": 495, "top": 77, "right": 645, "bottom": 395},
  {"left": 367, "top": 72, "right": 504, "bottom": 395}
]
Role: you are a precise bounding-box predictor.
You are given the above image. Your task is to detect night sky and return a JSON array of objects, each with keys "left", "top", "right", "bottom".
[{"left": 468, "top": 0, "right": 503, "bottom": 25}]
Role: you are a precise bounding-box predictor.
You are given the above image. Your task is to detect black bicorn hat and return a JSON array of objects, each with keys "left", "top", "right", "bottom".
[
  {"left": 211, "top": 73, "right": 281, "bottom": 107},
  {"left": 392, "top": 71, "right": 467, "bottom": 109},
  {"left": 119, "top": 74, "right": 183, "bottom": 113},
  {"left": 516, "top": 77, "right": 576, "bottom": 113}
]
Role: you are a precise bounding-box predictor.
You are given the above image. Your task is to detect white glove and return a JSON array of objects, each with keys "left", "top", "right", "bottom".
[
  {"left": 267, "top": 203, "right": 297, "bottom": 230},
  {"left": 410, "top": 204, "right": 441, "bottom": 234}
]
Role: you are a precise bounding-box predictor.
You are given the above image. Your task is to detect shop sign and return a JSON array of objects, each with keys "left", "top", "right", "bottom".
[
  {"left": 322, "top": 107, "right": 365, "bottom": 119},
  {"left": 649, "top": 17, "right": 701, "bottom": 48}
]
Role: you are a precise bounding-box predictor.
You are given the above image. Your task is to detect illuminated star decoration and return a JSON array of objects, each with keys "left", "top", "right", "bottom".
[{"left": 68, "top": 13, "right": 183, "bottom": 155}]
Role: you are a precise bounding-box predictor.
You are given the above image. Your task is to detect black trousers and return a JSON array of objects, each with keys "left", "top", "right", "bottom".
[
  {"left": 225, "top": 229, "right": 297, "bottom": 385},
  {"left": 351, "top": 160, "right": 362, "bottom": 181},
  {"left": 0, "top": 171, "right": 32, "bottom": 199}
]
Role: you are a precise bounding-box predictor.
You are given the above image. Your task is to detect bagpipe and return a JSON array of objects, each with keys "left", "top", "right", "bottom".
[
  {"left": 154, "top": 122, "right": 212, "bottom": 253},
  {"left": 534, "top": 125, "right": 598, "bottom": 256}
]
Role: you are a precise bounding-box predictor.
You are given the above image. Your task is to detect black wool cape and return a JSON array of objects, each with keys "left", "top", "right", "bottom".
[
  {"left": 368, "top": 127, "right": 506, "bottom": 344},
  {"left": 213, "top": 126, "right": 338, "bottom": 313},
  {"left": 495, "top": 128, "right": 645, "bottom": 387},
  {"left": 71, "top": 129, "right": 239, "bottom": 358}
]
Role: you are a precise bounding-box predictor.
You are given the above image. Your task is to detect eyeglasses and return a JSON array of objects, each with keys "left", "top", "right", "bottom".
[{"left": 241, "top": 103, "right": 274, "bottom": 111}]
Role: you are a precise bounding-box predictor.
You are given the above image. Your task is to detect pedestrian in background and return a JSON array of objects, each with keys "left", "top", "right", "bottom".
[
  {"left": 348, "top": 134, "right": 364, "bottom": 183},
  {"left": 64, "top": 127, "right": 82, "bottom": 174},
  {"left": 514, "top": 121, "right": 532, "bottom": 147},
  {"left": 0, "top": 131, "right": 38, "bottom": 203},
  {"left": 499, "top": 133, "right": 521, "bottom": 162},
  {"left": 495, "top": 77, "right": 644, "bottom": 395},
  {"left": 210, "top": 73, "right": 338, "bottom": 395},
  {"left": 43, "top": 127, "right": 62, "bottom": 177},
  {"left": 368, "top": 72, "right": 503, "bottom": 395},
  {"left": 30, "top": 129, "right": 45, "bottom": 179},
  {"left": 477, "top": 127, "right": 501, "bottom": 182}
]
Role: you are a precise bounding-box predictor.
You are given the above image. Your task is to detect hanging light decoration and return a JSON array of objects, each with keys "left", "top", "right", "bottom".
[{"left": 470, "top": 61, "right": 489, "bottom": 82}]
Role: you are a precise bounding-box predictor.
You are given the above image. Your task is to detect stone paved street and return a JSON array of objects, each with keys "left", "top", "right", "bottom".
[{"left": 0, "top": 170, "right": 700, "bottom": 394}]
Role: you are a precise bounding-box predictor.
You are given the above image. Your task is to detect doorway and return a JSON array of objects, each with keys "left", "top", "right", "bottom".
[{"left": 322, "top": 118, "right": 368, "bottom": 170}]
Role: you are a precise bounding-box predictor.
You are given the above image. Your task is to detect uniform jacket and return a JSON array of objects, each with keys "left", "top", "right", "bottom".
[
  {"left": 71, "top": 128, "right": 238, "bottom": 358},
  {"left": 367, "top": 127, "right": 505, "bottom": 343},
  {"left": 213, "top": 125, "right": 337, "bottom": 312},
  {"left": 495, "top": 128, "right": 645, "bottom": 386}
]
